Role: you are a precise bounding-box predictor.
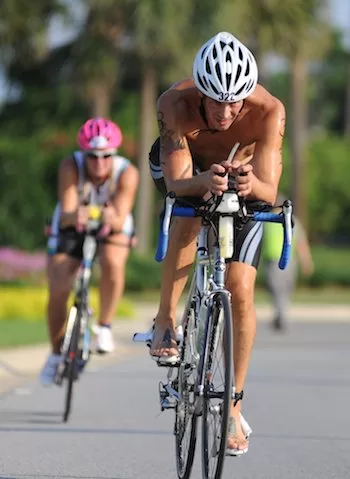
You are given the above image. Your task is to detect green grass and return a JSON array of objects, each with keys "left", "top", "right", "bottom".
[
  {"left": 126, "top": 286, "right": 350, "bottom": 305},
  {"left": 0, "top": 287, "right": 348, "bottom": 350},
  {"left": 255, "top": 287, "right": 350, "bottom": 304},
  {"left": 0, "top": 320, "right": 48, "bottom": 349}
]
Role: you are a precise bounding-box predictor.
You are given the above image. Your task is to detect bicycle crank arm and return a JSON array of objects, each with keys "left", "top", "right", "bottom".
[{"left": 159, "top": 381, "right": 180, "bottom": 410}]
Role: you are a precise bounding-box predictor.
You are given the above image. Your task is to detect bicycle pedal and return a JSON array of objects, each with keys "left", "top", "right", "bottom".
[{"left": 156, "top": 358, "right": 180, "bottom": 368}]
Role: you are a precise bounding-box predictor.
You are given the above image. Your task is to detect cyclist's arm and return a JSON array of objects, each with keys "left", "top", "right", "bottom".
[
  {"left": 157, "top": 94, "right": 208, "bottom": 197},
  {"left": 248, "top": 99, "right": 286, "bottom": 205},
  {"left": 109, "top": 163, "right": 139, "bottom": 231},
  {"left": 58, "top": 157, "right": 80, "bottom": 227}
]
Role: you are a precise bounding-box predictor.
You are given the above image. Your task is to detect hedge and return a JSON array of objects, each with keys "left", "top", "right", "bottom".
[{"left": 0, "top": 287, "right": 134, "bottom": 321}]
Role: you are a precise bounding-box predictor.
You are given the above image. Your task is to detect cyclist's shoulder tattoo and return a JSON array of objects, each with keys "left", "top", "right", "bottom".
[{"left": 157, "top": 110, "right": 186, "bottom": 157}]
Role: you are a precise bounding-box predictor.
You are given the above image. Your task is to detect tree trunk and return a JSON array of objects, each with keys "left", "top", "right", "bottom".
[
  {"left": 135, "top": 64, "right": 156, "bottom": 254},
  {"left": 89, "top": 83, "right": 111, "bottom": 118},
  {"left": 345, "top": 57, "right": 350, "bottom": 137},
  {"left": 290, "top": 53, "right": 308, "bottom": 226}
]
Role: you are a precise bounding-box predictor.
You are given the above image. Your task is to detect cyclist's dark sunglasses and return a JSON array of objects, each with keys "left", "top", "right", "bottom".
[{"left": 86, "top": 151, "right": 114, "bottom": 160}]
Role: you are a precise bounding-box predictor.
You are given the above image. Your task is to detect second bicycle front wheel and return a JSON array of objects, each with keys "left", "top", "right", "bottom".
[
  {"left": 201, "top": 292, "right": 233, "bottom": 479},
  {"left": 63, "top": 307, "right": 81, "bottom": 423},
  {"left": 175, "top": 304, "right": 198, "bottom": 479}
]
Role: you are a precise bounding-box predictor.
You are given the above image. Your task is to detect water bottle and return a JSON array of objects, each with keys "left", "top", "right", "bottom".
[
  {"left": 196, "top": 300, "right": 208, "bottom": 355},
  {"left": 219, "top": 216, "right": 234, "bottom": 258}
]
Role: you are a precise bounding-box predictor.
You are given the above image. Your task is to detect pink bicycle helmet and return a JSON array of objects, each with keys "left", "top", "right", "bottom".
[{"left": 77, "top": 117, "right": 123, "bottom": 150}]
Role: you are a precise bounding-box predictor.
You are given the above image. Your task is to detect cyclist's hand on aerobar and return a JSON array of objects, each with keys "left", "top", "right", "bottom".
[
  {"left": 204, "top": 164, "right": 228, "bottom": 196},
  {"left": 76, "top": 206, "right": 90, "bottom": 227},
  {"left": 221, "top": 160, "right": 254, "bottom": 197},
  {"left": 102, "top": 201, "right": 120, "bottom": 229}
]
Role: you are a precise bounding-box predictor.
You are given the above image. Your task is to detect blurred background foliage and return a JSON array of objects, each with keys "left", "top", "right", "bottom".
[{"left": 0, "top": 0, "right": 349, "bottom": 288}]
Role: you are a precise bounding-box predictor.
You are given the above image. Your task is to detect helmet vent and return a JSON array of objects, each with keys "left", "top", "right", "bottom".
[
  {"left": 213, "top": 45, "right": 218, "bottom": 59},
  {"left": 215, "top": 63, "right": 222, "bottom": 83},
  {"left": 201, "top": 46, "right": 207, "bottom": 59},
  {"left": 197, "top": 75, "right": 207, "bottom": 91},
  {"left": 235, "top": 84, "right": 245, "bottom": 96},
  {"left": 235, "top": 65, "right": 242, "bottom": 85},
  {"left": 238, "top": 47, "right": 243, "bottom": 61},
  {"left": 220, "top": 41, "right": 226, "bottom": 49},
  {"left": 245, "top": 61, "right": 250, "bottom": 76},
  {"left": 209, "top": 80, "right": 219, "bottom": 95},
  {"left": 205, "top": 58, "right": 211, "bottom": 73},
  {"left": 246, "top": 79, "right": 254, "bottom": 91}
]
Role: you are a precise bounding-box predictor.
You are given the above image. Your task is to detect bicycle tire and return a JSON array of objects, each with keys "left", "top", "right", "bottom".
[
  {"left": 63, "top": 308, "right": 81, "bottom": 423},
  {"left": 201, "top": 292, "right": 233, "bottom": 479},
  {"left": 175, "top": 303, "right": 198, "bottom": 479}
]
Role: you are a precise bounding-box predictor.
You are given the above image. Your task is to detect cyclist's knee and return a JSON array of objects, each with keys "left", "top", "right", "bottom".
[
  {"left": 100, "top": 244, "right": 129, "bottom": 271},
  {"left": 101, "top": 261, "right": 124, "bottom": 283},
  {"left": 173, "top": 217, "right": 201, "bottom": 245},
  {"left": 49, "top": 279, "right": 72, "bottom": 299},
  {"left": 47, "top": 256, "right": 77, "bottom": 296},
  {"left": 227, "top": 266, "right": 255, "bottom": 307}
]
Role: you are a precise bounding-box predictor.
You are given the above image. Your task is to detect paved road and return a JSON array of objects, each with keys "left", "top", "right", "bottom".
[{"left": 0, "top": 318, "right": 350, "bottom": 479}]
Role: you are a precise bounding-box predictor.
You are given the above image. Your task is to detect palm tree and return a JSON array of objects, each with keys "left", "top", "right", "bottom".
[
  {"left": 130, "top": 0, "right": 192, "bottom": 254},
  {"left": 0, "top": 0, "right": 68, "bottom": 66},
  {"left": 286, "top": 1, "right": 330, "bottom": 222},
  {"left": 69, "top": 0, "right": 133, "bottom": 117},
  {"left": 237, "top": 0, "right": 330, "bottom": 222},
  {"left": 131, "top": 0, "right": 250, "bottom": 254}
]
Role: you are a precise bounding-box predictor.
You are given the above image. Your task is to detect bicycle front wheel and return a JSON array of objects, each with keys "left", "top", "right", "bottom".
[
  {"left": 63, "top": 307, "right": 81, "bottom": 423},
  {"left": 175, "top": 304, "right": 198, "bottom": 479},
  {"left": 201, "top": 292, "right": 233, "bottom": 479}
]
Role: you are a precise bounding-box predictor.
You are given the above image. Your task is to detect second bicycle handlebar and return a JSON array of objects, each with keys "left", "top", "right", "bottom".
[{"left": 155, "top": 192, "right": 293, "bottom": 270}]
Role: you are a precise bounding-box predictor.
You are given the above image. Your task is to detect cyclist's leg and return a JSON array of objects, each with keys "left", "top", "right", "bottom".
[
  {"left": 149, "top": 137, "right": 200, "bottom": 359},
  {"left": 46, "top": 253, "right": 80, "bottom": 353},
  {"left": 225, "top": 262, "right": 256, "bottom": 451},
  {"left": 151, "top": 216, "right": 200, "bottom": 358},
  {"left": 98, "top": 233, "right": 130, "bottom": 327},
  {"left": 41, "top": 229, "right": 82, "bottom": 385},
  {"left": 224, "top": 219, "right": 263, "bottom": 452},
  {"left": 270, "top": 259, "right": 297, "bottom": 330}
]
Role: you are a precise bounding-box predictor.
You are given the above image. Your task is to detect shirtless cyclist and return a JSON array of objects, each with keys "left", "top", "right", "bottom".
[{"left": 149, "top": 32, "right": 286, "bottom": 455}]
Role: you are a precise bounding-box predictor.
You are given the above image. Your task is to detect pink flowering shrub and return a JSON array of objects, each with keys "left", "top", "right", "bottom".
[{"left": 0, "top": 248, "right": 46, "bottom": 283}]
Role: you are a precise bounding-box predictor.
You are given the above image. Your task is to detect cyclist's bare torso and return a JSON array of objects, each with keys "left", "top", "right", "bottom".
[{"left": 157, "top": 78, "right": 285, "bottom": 203}]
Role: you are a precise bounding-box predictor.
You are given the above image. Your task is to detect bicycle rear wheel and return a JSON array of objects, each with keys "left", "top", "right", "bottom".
[
  {"left": 201, "top": 292, "right": 233, "bottom": 479},
  {"left": 175, "top": 303, "right": 198, "bottom": 479},
  {"left": 63, "top": 307, "right": 81, "bottom": 423}
]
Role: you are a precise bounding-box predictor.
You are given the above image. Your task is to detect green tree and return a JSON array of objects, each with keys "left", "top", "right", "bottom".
[
  {"left": 0, "top": 0, "right": 69, "bottom": 66},
  {"left": 68, "top": 0, "right": 132, "bottom": 117},
  {"left": 237, "top": 0, "right": 330, "bottom": 224},
  {"left": 131, "top": 0, "right": 250, "bottom": 254}
]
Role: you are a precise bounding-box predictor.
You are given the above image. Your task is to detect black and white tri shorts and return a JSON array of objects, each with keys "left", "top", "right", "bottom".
[{"left": 148, "top": 137, "right": 263, "bottom": 268}]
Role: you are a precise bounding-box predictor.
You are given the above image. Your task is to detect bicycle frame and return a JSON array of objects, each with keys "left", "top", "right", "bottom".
[
  {"left": 134, "top": 190, "right": 293, "bottom": 478},
  {"left": 58, "top": 225, "right": 98, "bottom": 377}
]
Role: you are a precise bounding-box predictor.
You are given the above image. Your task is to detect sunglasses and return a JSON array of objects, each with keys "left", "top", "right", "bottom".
[{"left": 86, "top": 151, "right": 115, "bottom": 160}]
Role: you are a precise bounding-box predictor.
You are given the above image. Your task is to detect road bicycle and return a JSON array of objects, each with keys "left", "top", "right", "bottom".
[
  {"left": 134, "top": 184, "right": 293, "bottom": 479},
  {"left": 53, "top": 206, "right": 108, "bottom": 422}
]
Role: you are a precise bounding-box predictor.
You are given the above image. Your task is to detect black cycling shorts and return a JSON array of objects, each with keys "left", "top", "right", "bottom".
[{"left": 55, "top": 227, "right": 95, "bottom": 261}]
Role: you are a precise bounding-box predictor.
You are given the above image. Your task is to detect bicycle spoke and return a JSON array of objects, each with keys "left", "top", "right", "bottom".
[
  {"left": 202, "top": 293, "right": 233, "bottom": 479},
  {"left": 175, "top": 306, "right": 198, "bottom": 479}
]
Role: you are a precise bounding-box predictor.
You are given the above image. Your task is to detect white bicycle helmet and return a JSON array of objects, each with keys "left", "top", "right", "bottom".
[{"left": 193, "top": 32, "right": 258, "bottom": 102}]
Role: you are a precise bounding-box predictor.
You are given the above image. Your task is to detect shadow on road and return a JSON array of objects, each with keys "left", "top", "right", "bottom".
[
  {"left": 0, "top": 409, "right": 171, "bottom": 435},
  {"left": 0, "top": 475, "right": 122, "bottom": 479},
  {"left": 0, "top": 410, "right": 62, "bottom": 425},
  {"left": 0, "top": 424, "right": 172, "bottom": 436}
]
